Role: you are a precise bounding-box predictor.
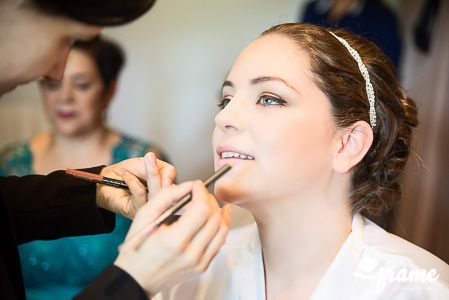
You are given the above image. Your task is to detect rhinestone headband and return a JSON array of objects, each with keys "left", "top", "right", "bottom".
[{"left": 329, "top": 31, "right": 376, "bottom": 127}]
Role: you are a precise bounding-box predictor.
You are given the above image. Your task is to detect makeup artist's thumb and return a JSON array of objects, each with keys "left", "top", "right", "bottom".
[
  {"left": 122, "top": 171, "right": 148, "bottom": 212},
  {"left": 145, "top": 152, "right": 162, "bottom": 198}
]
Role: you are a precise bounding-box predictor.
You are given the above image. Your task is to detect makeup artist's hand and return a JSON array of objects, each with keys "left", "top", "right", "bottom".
[
  {"left": 96, "top": 152, "right": 176, "bottom": 219},
  {"left": 114, "top": 180, "right": 232, "bottom": 297}
]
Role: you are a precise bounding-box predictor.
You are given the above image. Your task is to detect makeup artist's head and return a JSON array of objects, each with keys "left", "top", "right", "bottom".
[
  {"left": 0, "top": 0, "right": 155, "bottom": 95},
  {"left": 40, "top": 37, "right": 125, "bottom": 137},
  {"left": 213, "top": 23, "right": 418, "bottom": 218}
]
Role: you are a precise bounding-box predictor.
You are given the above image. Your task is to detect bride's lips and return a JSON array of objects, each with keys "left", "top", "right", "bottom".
[{"left": 216, "top": 145, "right": 255, "bottom": 168}]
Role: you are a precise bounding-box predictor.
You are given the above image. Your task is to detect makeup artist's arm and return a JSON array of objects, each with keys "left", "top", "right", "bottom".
[
  {"left": 0, "top": 167, "right": 114, "bottom": 244},
  {"left": 76, "top": 181, "right": 231, "bottom": 299},
  {"left": 0, "top": 152, "right": 174, "bottom": 244}
]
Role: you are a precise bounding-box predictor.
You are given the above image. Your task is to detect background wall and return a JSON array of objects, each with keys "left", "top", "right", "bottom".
[{"left": 391, "top": 0, "right": 449, "bottom": 264}]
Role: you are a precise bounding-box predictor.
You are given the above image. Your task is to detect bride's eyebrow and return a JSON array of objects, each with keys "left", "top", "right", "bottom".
[
  {"left": 222, "top": 76, "right": 300, "bottom": 94},
  {"left": 250, "top": 76, "right": 298, "bottom": 93},
  {"left": 222, "top": 80, "right": 233, "bottom": 88}
]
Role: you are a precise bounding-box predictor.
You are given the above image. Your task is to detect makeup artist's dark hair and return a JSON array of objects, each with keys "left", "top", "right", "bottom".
[
  {"left": 29, "top": 0, "right": 156, "bottom": 26},
  {"left": 72, "top": 36, "right": 125, "bottom": 90},
  {"left": 261, "top": 23, "right": 418, "bottom": 217}
]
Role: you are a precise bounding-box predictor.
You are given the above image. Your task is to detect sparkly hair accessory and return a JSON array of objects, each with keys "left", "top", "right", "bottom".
[{"left": 329, "top": 31, "right": 377, "bottom": 127}]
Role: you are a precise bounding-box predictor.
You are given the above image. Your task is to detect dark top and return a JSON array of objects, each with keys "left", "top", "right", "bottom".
[
  {"left": 301, "top": 0, "right": 402, "bottom": 69},
  {"left": 0, "top": 168, "right": 146, "bottom": 299}
]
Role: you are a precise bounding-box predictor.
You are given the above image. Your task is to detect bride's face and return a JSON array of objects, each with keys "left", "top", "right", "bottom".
[{"left": 212, "top": 34, "right": 339, "bottom": 207}]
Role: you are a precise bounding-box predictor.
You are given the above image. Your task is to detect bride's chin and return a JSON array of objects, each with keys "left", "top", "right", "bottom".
[{"left": 214, "top": 184, "right": 241, "bottom": 204}]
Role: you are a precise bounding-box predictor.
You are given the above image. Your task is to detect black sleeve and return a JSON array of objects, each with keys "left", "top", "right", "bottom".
[
  {"left": 0, "top": 166, "right": 115, "bottom": 244},
  {"left": 75, "top": 265, "right": 148, "bottom": 300}
]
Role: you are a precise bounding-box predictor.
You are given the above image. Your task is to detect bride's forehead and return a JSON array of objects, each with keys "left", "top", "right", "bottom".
[
  {"left": 227, "top": 35, "right": 312, "bottom": 82},
  {"left": 244, "top": 34, "right": 297, "bottom": 54},
  {"left": 237, "top": 35, "right": 308, "bottom": 65}
]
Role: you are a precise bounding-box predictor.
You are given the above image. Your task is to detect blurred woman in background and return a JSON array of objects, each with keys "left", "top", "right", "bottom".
[{"left": 0, "top": 36, "right": 168, "bottom": 299}]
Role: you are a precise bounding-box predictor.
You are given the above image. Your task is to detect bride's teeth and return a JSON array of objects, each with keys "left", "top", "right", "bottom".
[
  {"left": 221, "top": 151, "right": 254, "bottom": 160},
  {"left": 222, "top": 152, "right": 233, "bottom": 159}
]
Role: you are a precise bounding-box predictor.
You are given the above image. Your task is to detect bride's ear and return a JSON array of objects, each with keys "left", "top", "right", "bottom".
[{"left": 332, "top": 121, "right": 373, "bottom": 173}]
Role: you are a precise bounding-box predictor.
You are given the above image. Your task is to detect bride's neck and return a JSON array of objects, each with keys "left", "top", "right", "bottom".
[{"left": 252, "top": 187, "right": 352, "bottom": 299}]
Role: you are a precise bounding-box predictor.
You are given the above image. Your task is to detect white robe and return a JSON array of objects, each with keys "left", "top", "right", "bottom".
[{"left": 154, "top": 214, "right": 449, "bottom": 300}]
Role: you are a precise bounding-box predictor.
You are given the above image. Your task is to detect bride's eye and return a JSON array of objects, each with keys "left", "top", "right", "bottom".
[
  {"left": 218, "top": 97, "right": 231, "bottom": 110},
  {"left": 257, "top": 95, "right": 286, "bottom": 106}
]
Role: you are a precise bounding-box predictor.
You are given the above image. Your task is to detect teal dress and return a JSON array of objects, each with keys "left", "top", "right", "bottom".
[{"left": 0, "top": 135, "right": 167, "bottom": 300}]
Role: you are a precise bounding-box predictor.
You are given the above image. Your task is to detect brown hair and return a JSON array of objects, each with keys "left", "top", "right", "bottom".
[
  {"left": 72, "top": 36, "right": 125, "bottom": 90},
  {"left": 261, "top": 23, "right": 418, "bottom": 217}
]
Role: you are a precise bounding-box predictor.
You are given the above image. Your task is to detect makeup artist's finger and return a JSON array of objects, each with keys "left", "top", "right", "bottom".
[
  {"left": 145, "top": 152, "right": 162, "bottom": 198},
  {"left": 197, "top": 211, "right": 230, "bottom": 271},
  {"left": 122, "top": 171, "right": 147, "bottom": 211},
  {"left": 124, "top": 182, "right": 194, "bottom": 243},
  {"left": 199, "top": 204, "right": 231, "bottom": 247},
  {"left": 168, "top": 181, "right": 220, "bottom": 244},
  {"left": 104, "top": 157, "right": 146, "bottom": 179},
  {"left": 180, "top": 203, "right": 231, "bottom": 271},
  {"left": 222, "top": 204, "right": 232, "bottom": 228},
  {"left": 145, "top": 181, "right": 194, "bottom": 220},
  {"left": 157, "top": 159, "right": 176, "bottom": 187},
  {"left": 182, "top": 211, "right": 221, "bottom": 267}
]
